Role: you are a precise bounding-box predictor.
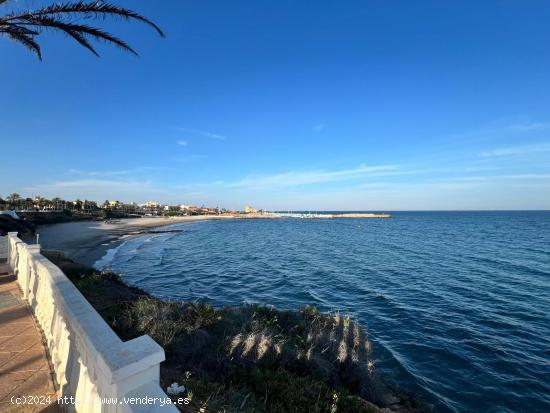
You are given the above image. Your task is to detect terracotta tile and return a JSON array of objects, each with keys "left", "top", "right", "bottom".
[
  {"left": 0, "top": 374, "right": 19, "bottom": 400},
  {"left": 1, "top": 370, "right": 56, "bottom": 400},
  {"left": 0, "top": 399, "right": 61, "bottom": 413},
  {"left": 0, "top": 370, "right": 59, "bottom": 410},
  {"left": 0, "top": 280, "right": 18, "bottom": 288},
  {"left": 0, "top": 319, "right": 34, "bottom": 329},
  {"left": 0, "top": 351, "right": 20, "bottom": 368},
  {"left": 1, "top": 370, "right": 52, "bottom": 400},
  {"left": 0, "top": 306, "right": 33, "bottom": 325},
  {"left": 0, "top": 280, "right": 58, "bottom": 412},
  {"left": 0, "top": 351, "right": 48, "bottom": 374},
  {"left": 0, "top": 284, "right": 18, "bottom": 294},
  {"left": 0, "top": 323, "right": 35, "bottom": 338},
  {"left": 0, "top": 334, "right": 43, "bottom": 352}
]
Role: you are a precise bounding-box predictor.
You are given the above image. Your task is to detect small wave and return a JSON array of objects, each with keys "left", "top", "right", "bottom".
[
  {"left": 100, "top": 211, "right": 550, "bottom": 413},
  {"left": 93, "top": 241, "right": 127, "bottom": 270}
]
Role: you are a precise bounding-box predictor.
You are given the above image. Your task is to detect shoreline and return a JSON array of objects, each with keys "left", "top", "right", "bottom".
[
  {"left": 35, "top": 215, "right": 428, "bottom": 412},
  {"left": 36, "top": 212, "right": 390, "bottom": 267},
  {"left": 42, "top": 250, "right": 422, "bottom": 413},
  {"left": 36, "top": 215, "right": 242, "bottom": 266}
]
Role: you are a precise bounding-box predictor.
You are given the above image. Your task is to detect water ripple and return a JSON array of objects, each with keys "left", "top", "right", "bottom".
[{"left": 105, "top": 211, "right": 550, "bottom": 413}]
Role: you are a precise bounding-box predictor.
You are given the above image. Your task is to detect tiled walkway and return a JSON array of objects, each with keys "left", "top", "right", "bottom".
[{"left": 0, "top": 263, "right": 60, "bottom": 412}]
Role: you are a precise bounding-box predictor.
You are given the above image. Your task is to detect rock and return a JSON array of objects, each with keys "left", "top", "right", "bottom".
[
  {"left": 166, "top": 382, "right": 185, "bottom": 396},
  {"left": 0, "top": 210, "right": 20, "bottom": 219}
]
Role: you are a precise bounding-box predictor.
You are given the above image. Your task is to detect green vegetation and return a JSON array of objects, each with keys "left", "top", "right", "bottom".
[{"left": 43, "top": 251, "right": 425, "bottom": 413}]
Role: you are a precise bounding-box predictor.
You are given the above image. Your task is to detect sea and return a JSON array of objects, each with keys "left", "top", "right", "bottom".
[{"left": 94, "top": 211, "right": 550, "bottom": 413}]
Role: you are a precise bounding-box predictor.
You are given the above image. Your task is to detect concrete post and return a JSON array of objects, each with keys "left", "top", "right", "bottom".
[
  {"left": 7, "top": 232, "right": 20, "bottom": 273},
  {"left": 18, "top": 244, "right": 39, "bottom": 299},
  {"left": 7, "top": 232, "right": 18, "bottom": 260},
  {"left": 27, "top": 244, "right": 41, "bottom": 253}
]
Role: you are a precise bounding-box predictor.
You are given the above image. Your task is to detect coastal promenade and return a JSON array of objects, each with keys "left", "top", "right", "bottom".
[
  {"left": 0, "top": 261, "right": 60, "bottom": 412},
  {"left": 0, "top": 233, "right": 179, "bottom": 413}
]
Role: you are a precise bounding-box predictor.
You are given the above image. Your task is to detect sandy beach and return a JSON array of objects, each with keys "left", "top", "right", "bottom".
[
  {"left": 34, "top": 212, "right": 384, "bottom": 267},
  {"left": 36, "top": 215, "right": 240, "bottom": 266}
]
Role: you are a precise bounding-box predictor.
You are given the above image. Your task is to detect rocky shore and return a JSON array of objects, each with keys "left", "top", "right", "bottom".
[
  {"left": 42, "top": 250, "right": 427, "bottom": 413},
  {"left": 0, "top": 214, "right": 35, "bottom": 238}
]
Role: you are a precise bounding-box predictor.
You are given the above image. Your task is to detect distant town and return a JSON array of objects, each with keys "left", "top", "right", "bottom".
[
  {"left": 0, "top": 194, "right": 391, "bottom": 230},
  {"left": 0, "top": 193, "right": 263, "bottom": 217}
]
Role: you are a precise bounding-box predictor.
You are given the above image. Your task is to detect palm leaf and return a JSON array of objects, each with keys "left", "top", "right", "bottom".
[
  {"left": 2, "top": 25, "right": 41, "bottom": 59},
  {"left": 6, "top": 1, "right": 164, "bottom": 37},
  {"left": 60, "top": 28, "right": 99, "bottom": 56},
  {"left": 19, "top": 16, "right": 138, "bottom": 55},
  {"left": 0, "top": 1, "right": 163, "bottom": 59}
]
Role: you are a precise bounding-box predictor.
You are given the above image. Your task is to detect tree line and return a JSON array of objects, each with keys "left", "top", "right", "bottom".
[{"left": 0, "top": 193, "right": 101, "bottom": 212}]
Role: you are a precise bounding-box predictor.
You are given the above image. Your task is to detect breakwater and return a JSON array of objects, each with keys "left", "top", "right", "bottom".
[{"left": 272, "top": 212, "right": 391, "bottom": 219}]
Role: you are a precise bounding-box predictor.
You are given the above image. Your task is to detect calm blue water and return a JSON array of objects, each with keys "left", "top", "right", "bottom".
[{"left": 98, "top": 212, "right": 550, "bottom": 412}]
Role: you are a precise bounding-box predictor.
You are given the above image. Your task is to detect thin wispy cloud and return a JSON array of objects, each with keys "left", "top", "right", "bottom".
[
  {"left": 435, "top": 174, "right": 550, "bottom": 182},
  {"left": 28, "top": 179, "right": 152, "bottom": 190},
  {"left": 180, "top": 164, "right": 507, "bottom": 193},
  {"left": 507, "top": 121, "right": 549, "bottom": 133},
  {"left": 481, "top": 143, "right": 550, "bottom": 157},
  {"left": 67, "top": 166, "right": 164, "bottom": 177},
  {"left": 177, "top": 140, "right": 188, "bottom": 146},
  {"left": 447, "top": 120, "right": 550, "bottom": 141},
  {"left": 228, "top": 164, "right": 400, "bottom": 189},
  {"left": 178, "top": 127, "right": 226, "bottom": 140},
  {"left": 23, "top": 178, "right": 166, "bottom": 201},
  {"left": 314, "top": 123, "right": 325, "bottom": 132}
]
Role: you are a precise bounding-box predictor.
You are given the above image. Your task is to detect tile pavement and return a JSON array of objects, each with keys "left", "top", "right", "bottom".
[{"left": 0, "top": 263, "right": 60, "bottom": 412}]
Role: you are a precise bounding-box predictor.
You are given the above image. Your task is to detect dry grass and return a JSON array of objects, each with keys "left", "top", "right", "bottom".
[
  {"left": 223, "top": 306, "right": 386, "bottom": 406},
  {"left": 45, "top": 251, "right": 426, "bottom": 412},
  {"left": 123, "top": 298, "right": 218, "bottom": 347}
]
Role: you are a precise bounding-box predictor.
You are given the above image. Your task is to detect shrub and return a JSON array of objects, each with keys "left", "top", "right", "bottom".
[{"left": 124, "top": 298, "right": 219, "bottom": 347}]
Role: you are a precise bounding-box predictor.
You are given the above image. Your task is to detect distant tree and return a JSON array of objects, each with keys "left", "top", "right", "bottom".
[
  {"left": 83, "top": 199, "right": 98, "bottom": 211},
  {"left": 24, "top": 197, "right": 34, "bottom": 210},
  {"left": 7, "top": 193, "right": 21, "bottom": 208},
  {"left": 7, "top": 193, "right": 20, "bottom": 201},
  {"left": 0, "top": 0, "right": 164, "bottom": 60},
  {"left": 52, "top": 197, "right": 62, "bottom": 210}
]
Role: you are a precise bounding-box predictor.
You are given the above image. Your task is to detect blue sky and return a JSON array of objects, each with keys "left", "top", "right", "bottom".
[{"left": 1, "top": 0, "right": 549, "bottom": 210}]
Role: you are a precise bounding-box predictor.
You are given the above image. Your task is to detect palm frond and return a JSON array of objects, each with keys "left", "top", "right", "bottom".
[
  {"left": 19, "top": 16, "right": 137, "bottom": 55},
  {"left": 0, "top": 1, "right": 163, "bottom": 59},
  {"left": 2, "top": 25, "right": 41, "bottom": 59},
  {"left": 59, "top": 28, "right": 99, "bottom": 56},
  {"left": 6, "top": 1, "right": 164, "bottom": 37},
  {"left": 0, "top": 24, "right": 38, "bottom": 36}
]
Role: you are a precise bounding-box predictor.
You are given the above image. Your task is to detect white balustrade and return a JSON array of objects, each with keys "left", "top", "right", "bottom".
[{"left": 6, "top": 233, "right": 179, "bottom": 413}]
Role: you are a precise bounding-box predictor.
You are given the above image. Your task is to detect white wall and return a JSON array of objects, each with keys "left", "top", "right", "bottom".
[
  {"left": 0, "top": 235, "right": 7, "bottom": 260},
  {"left": 6, "top": 233, "right": 180, "bottom": 413}
]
